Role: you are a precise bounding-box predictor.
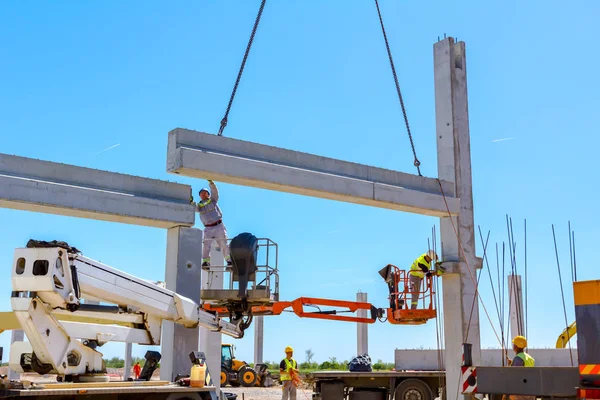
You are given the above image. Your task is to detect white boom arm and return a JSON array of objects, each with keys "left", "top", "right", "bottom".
[{"left": 10, "top": 245, "right": 241, "bottom": 376}]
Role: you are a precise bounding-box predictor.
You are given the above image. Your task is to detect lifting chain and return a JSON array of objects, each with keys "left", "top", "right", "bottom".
[
  {"left": 374, "top": 0, "right": 422, "bottom": 176},
  {"left": 218, "top": 0, "right": 267, "bottom": 137}
]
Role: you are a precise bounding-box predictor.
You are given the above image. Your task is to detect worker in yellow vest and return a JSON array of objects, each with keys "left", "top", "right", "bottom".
[
  {"left": 506, "top": 336, "right": 536, "bottom": 400},
  {"left": 508, "top": 335, "right": 535, "bottom": 367},
  {"left": 279, "top": 346, "right": 299, "bottom": 400},
  {"left": 408, "top": 250, "right": 442, "bottom": 310}
]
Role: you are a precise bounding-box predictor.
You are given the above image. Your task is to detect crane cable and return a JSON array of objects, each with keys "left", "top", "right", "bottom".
[
  {"left": 218, "top": 0, "right": 267, "bottom": 137},
  {"left": 217, "top": 1, "right": 424, "bottom": 175},
  {"left": 374, "top": 0, "right": 422, "bottom": 176}
]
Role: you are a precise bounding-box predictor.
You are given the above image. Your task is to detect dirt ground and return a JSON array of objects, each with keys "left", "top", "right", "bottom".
[{"left": 224, "top": 386, "right": 313, "bottom": 400}]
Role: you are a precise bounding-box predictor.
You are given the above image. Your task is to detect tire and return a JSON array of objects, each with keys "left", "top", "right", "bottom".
[
  {"left": 220, "top": 369, "right": 230, "bottom": 387},
  {"left": 394, "top": 379, "right": 433, "bottom": 400},
  {"left": 238, "top": 366, "right": 258, "bottom": 387}
]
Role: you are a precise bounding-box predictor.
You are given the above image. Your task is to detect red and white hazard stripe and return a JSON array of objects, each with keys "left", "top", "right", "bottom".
[{"left": 461, "top": 366, "right": 477, "bottom": 394}]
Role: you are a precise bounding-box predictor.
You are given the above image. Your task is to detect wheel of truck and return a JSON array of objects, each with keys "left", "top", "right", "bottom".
[
  {"left": 238, "top": 366, "right": 257, "bottom": 387},
  {"left": 221, "top": 369, "right": 230, "bottom": 386},
  {"left": 394, "top": 379, "right": 433, "bottom": 400}
]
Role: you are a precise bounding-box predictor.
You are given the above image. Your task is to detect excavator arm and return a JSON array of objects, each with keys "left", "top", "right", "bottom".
[{"left": 556, "top": 321, "right": 577, "bottom": 348}]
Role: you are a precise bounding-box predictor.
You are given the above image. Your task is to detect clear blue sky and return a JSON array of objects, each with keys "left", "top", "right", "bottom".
[{"left": 1, "top": 0, "right": 599, "bottom": 366}]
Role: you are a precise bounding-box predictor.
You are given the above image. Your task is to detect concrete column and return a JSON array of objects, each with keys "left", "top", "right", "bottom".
[
  {"left": 434, "top": 37, "right": 481, "bottom": 400},
  {"left": 198, "top": 241, "right": 224, "bottom": 392},
  {"left": 356, "top": 292, "right": 368, "bottom": 356},
  {"left": 161, "top": 227, "right": 203, "bottom": 382},
  {"left": 124, "top": 343, "right": 133, "bottom": 380},
  {"left": 508, "top": 274, "right": 524, "bottom": 340},
  {"left": 254, "top": 316, "right": 264, "bottom": 366},
  {"left": 8, "top": 330, "right": 24, "bottom": 381}
]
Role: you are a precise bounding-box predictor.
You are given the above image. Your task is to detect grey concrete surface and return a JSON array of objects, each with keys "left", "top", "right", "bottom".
[
  {"left": 161, "top": 227, "right": 203, "bottom": 382},
  {"left": 0, "top": 153, "right": 194, "bottom": 228},
  {"left": 356, "top": 292, "right": 368, "bottom": 356},
  {"left": 166, "top": 128, "right": 460, "bottom": 217},
  {"left": 254, "top": 316, "right": 264, "bottom": 366},
  {"left": 395, "top": 348, "right": 578, "bottom": 370},
  {"left": 434, "top": 37, "right": 481, "bottom": 400}
]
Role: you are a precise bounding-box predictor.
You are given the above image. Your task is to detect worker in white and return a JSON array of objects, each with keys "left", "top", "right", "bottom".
[{"left": 194, "top": 180, "right": 232, "bottom": 267}]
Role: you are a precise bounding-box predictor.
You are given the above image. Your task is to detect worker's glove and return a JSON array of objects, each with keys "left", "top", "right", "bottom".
[
  {"left": 207, "top": 179, "right": 214, "bottom": 183},
  {"left": 435, "top": 261, "right": 444, "bottom": 268},
  {"left": 426, "top": 272, "right": 433, "bottom": 277},
  {"left": 190, "top": 195, "right": 194, "bottom": 204}
]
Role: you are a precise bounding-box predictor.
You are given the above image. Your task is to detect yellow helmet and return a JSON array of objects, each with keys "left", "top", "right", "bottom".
[
  {"left": 285, "top": 346, "right": 294, "bottom": 353},
  {"left": 512, "top": 335, "right": 527, "bottom": 349}
]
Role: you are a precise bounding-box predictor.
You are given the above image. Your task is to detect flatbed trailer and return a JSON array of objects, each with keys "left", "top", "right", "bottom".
[
  {"left": 0, "top": 381, "right": 219, "bottom": 400},
  {"left": 309, "top": 370, "right": 446, "bottom": 400}
]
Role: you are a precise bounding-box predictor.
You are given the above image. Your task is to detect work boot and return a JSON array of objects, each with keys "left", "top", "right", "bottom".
[{"left": 202, "top": 262, "right": 210, "bottom": 267}]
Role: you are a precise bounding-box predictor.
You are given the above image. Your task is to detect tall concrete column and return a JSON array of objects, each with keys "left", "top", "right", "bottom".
[
  {"left": 254, "top": 316, "right": 264, "bottom": 366},
  {"left": 124, "top": 343, "right": 133, "bottom": 380},
  {"left": 198, "top": 241, "right": 224, "bottom": 393},
  {"left": 356, "top": 292, "right": 368, "bottom": 356},
  {"left": 508, "top": 274, "right": 524, "bottom": 340},
  {"left": 434, "top": 37, "right": 481, "bottom": 400},
  {"left": 8, "top": 330, "right": 24, "bottom": 381},
  {"left": 161, "top": 227, "right": 203, "bottom": 382}
]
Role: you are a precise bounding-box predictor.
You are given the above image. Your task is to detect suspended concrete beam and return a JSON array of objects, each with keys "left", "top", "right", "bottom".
[
  {"left": 167, "top": 128, "right": 460, "bottom": 217},
  {"left": 0, "top": 153, "right": 195, "bottom": 229}
]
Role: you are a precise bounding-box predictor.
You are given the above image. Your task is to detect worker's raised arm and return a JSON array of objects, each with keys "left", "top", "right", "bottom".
[{"left": 208, "top": 180, "right": 219, "bottom": 202}]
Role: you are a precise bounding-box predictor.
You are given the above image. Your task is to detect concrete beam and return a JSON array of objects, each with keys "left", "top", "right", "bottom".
[
  {"left": 0, "top": 153, "right": 194, "bottom": 229},
  {"left": 167, "top": 129, "right": 460, "bottom": 217}
]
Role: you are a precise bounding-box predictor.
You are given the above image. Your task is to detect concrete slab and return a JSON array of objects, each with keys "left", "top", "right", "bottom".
[
  {"left": 0, "top": 153, "right": 194, "bottom": 228},
  {"left": 167, "top": 129, "right": 460, "bottom": 217},
  {"left": 161, "top": 227, "right": 203, "bottom": 382}
]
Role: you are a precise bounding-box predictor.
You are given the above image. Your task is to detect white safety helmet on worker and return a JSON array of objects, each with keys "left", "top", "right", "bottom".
[{"left": 427, "top": 250, "right": 438, "bottom": 261}]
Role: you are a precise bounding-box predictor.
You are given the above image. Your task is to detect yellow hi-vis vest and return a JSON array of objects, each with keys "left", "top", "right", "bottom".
[
  {"left": 517, "top": 352, "right": 535, "bottom": 367},
  {"left": 280, "top": 358, "right": 297, "bottom": 381},
  {"left": 409, "top": 254, "right": 431, "bottom": 279}
]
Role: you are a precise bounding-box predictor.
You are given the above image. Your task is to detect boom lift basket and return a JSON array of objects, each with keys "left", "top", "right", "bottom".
[
  {"left": 379, "top": 264, "right": 436, "bottom": 325},
  {"left": 201, "top": 234, "right": 279, "bottom": 322}
]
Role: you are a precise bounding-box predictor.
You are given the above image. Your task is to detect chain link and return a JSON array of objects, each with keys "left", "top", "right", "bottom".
[
  {"left": 218, "top": 0, "right": 267, "bottom": 137},
  {"left": 374, "top": 0, "right": 422, "bottom": 176}
]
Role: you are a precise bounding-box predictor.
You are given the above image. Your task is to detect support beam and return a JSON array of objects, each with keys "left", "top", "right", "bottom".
[
  {"left": 161, "top": 227, "right": 203, "bottom": 382},
  {"left": 0, "top": 153, "right": 194, "bottom": 228},
  {"left": 508, "top": 274, "right": 525, "bottom": 339},
  {"left": 254, "top": 316, "right": 264, "bottom": 366},
  {"left": 356, "top": 292, "right": 368, "bottom": 356},
  {"left": 434, "top": 37, "right": 481, "bottom": 400},
  {"left": 167, "top": 129, "right": 460, "bottom": 217},
  {"left": 199, "top": 242, "right": 224, "bottom": 394}
]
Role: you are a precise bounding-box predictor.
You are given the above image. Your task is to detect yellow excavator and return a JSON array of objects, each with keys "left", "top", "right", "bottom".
[
  {"left": 556, "top": 321, "right": 577, "bottom": 348},
  {"left": 220, "top": 343, "right": 272, "bottom": 387}
]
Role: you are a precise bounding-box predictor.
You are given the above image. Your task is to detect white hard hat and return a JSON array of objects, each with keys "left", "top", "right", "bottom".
[{"left": 427, "top": 250, "right": 438, "bottom": 260}]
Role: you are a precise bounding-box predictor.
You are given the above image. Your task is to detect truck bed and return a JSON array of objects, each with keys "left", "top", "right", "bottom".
[{"left": 309, "top": 370, "right": 444, "bottom": 378}]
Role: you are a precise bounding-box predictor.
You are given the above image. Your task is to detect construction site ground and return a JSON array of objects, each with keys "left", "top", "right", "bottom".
[{"left": 225, "top": 386, "right": 313, "bottom": 400}]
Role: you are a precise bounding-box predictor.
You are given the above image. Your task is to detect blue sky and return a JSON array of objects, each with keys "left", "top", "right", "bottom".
[{"left": 1, "top": 0, "right": 599, "bottom": 366}]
